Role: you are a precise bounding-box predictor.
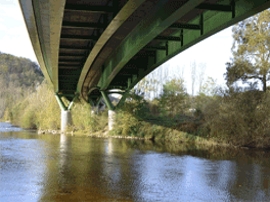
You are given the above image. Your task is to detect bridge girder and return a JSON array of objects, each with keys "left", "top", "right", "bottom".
[
  {"left": 96, "top": 0, "right": 270, "bottom": 98},
  {"left": 19, "top": 0, "right": 270, "bottom": 103}
]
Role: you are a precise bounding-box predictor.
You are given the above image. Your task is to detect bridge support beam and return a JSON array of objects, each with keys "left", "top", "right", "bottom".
[
  {"left": 88, "top": 96, "right": 104, "bottom": 115},
  {"left": 117, "top": 90, "right": 129, "bottom": 108},
  {"left": 101, "top": 91, "right": 116, "bottom": 131},
  {"left": 55, "top": 94, "right": 78, "bottom": 132}
]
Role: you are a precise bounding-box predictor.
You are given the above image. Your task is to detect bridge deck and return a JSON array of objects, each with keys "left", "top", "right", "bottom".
[{"left": 19, "top": 0, "right": 270, "bottom": 103}]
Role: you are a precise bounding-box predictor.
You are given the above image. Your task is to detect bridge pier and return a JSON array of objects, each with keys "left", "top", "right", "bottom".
[
  {"left": 101, "top": 91, "right": 116, "bottom": 131},
  {"left": 100, "top": 90, "right": 128, "bottom": 131},
  {"left": 108, "top": 110, "right": 116, "bottom": 131},
  {"left": 55, "top": 94, "right": 77, "bottom": 132},
  {"left": 61, "top": 110, "right": 72, "bottom": 132}
]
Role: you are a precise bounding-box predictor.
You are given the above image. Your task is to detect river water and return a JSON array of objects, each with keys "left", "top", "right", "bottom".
[{"left": 1, "top": 122, "right": 270, "bottom": 201}]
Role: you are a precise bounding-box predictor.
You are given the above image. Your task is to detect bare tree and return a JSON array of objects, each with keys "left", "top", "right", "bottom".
[
  {"left": 190, "top": 61, "right": 196, "bottom": 96},
  {"left": 198, "top": 62, "right": 206, "bottom": 93}
]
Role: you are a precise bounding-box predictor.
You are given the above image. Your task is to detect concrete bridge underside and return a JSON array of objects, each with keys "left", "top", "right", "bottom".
[{"left": 19, "top": 0, "right": 270, "bottom": 130}]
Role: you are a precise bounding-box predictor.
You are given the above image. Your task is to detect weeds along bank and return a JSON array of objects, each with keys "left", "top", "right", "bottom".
[
  {"left": 5, "top": 81, "right": 270, "bottom": 149},
  {"left": 9, "top": 81, "right": 60, "bottom": 129},
  {"left": 92, "top": 89, "right": 270, "bottom": 149},
  {"left": 70, "top": 89, "right": 270, "bottom": 149},
  {"left": 6, "top": 81, "right": 108, "bottom": 133},
  {"left": 203, "top": 90, "right": 270, "bottom": 148},
  {"left": 110, "top": 90, "right": 270, "bottom": 149}
]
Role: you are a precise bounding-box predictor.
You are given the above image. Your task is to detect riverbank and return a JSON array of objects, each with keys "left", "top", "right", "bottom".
[
  {"left": 38, "top": 128, "right": 145, "bottom": 140},
  {"left": 6, "top": 80, "right": 270, "bottom": 150},
  {"left": 33, "top": 118, "right": 270, "bottom": 150},
  {"left": 37, "top": 121, "right": 231, "bottom": 149}
]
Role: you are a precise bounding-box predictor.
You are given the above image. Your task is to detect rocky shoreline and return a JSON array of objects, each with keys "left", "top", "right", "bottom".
[{"left": 37, "top": 129, "right": 146, "bottom": 140}]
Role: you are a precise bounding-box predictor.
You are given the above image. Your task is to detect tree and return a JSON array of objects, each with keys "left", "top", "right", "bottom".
[
  {"left": 225, "top": 9, "right": 270, "bottom": 92},
  {"left": 134, "top": 77, "right": 158, "bottom": 100},
  {"left": 200, "top": 77, "right": 219, "bottom": 96},
  {"left": 159, "top": 78, "right": 189, "bottom": 117},
  {"left": 0, "top": 52, "right": 44, "bottom": 118},
  {"left": 197, "top": 62, "right": 206, "bottom": 93},
  {"left": 190, "top": 61, "right": 196, "bottom": 96}
]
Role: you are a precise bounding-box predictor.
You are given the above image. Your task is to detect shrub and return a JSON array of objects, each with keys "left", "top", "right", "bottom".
[{"left": 202, "top": 90, "right": 270, "bottom": 147}]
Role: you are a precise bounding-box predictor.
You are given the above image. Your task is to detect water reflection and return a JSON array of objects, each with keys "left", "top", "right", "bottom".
[
  {"left": 2, "top": 129, "right": 270, "bottom": 201},
  {"left": 0, "top": 132, "right": 46, "bottom": 202}
]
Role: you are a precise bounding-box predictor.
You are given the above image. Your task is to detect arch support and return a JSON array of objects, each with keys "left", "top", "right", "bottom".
[
  {"left": 100, "top": 91, "right": 115, "bottom": 111},
  {"left": 101, "top": 91, "right": 115, "bottom": 130},
  {"left": 55, "top": 94, "right": 78, "bottom": 132}
]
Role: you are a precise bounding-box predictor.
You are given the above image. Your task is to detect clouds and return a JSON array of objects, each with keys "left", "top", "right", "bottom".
[{"left": 0, "top": 0, "right": 37, "bottom": 62}]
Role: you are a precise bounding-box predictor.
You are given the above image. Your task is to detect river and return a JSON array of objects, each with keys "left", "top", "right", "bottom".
[{"left": 1, "top": 122, "right": 270, "bottom": 201}]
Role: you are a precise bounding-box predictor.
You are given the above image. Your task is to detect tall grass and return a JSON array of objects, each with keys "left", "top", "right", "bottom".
[
  {"left": 6, "top": 78, "right": 270, "bottom": 148},
  {"left": 7, "top": 81, "right": 108, "bottom": 133},
  {"left": 202, "top": 90, "right": 270, "bottom": 148},
  {"left": 10, "top": 81, "right": 60, "bottom": 129},
  {"left": 72, "top": 100, "right": 108, "bottom": 133}
]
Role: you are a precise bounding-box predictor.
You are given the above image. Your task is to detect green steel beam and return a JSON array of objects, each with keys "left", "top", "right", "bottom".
[
  {"left": 65, "top": 4, "right": 114, "bottom": 13},
  {"left": 123, "top": 0, "right": 270, "bottom": 93},
  {"left": 88, "top": 98, "right": 95, "bottom": 107},
  {"left": 55, "top": 93, "right": 78, "bottom": 111},
  {"left": 21, "top": 0, "right": 270, "bottom": 107},
  {"left": 62, "top": 21, "right": 107, "bottom": 29},
  {"left": 60, "top": 46, "right": 90, "bottom": 50},
  {"left": 61, "top": 34, "right": 99, "bottom": 41},
  {"left": 155, "top": 36, "right": 182, "bottom": 41},
  {"left": 98, "top": 0, "right": 205, "bottom": 91},
  {"left": 100, "top": 91, "right": 114, "bottom": 111},
  {"left": 170, "top": 23, "right": 201, "bottom": 30},
  {"left": 117, "top": 90, "right": 129, "bottom": 108},
  {"left": 146, "top": 46, "right": 167, "bottom": 51},
  {"left": 200, "top": 14, "right": 204, "bottom": 35},
  {"left": 58, "top": 93, "right": 78, "bottom": 98},
  {"left": 59, "top": 75, "right": 81, "bottom": 80},
  {"left": 55, "top": 94, "right": 67, "bottom": 111},
  {"left": 196, "top": 3, "right": 232, "bottom": 11},
  {"left": 67, "top": 94, "right": 79, "bottom": 110},
  {"left": 77, "top": 0, "right": 147, "bottom": 97},
  {"left": 59, "top": 53, "right": 85, "bottom": 57}
]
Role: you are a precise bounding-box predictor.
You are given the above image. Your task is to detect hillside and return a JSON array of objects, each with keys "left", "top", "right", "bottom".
[{"left": 0, "top": 52, "right": 44, "bottom": 117}]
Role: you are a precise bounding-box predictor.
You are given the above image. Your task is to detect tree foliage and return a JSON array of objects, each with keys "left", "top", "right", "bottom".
[
  {"left": 0, "top": 52, "right": 44, "bottom": 118},
  {"left": 159, "top": 78, "right": 189, "bottom": 117},
  {"left": 134, "top": 77, "right": 158, "bottom": 100},
  {"left": 225, "top": 9, "right": 270, "bottom": 91}
]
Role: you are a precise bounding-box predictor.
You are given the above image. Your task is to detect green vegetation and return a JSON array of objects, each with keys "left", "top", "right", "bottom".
[
  {"left": 11, "top": 81, "right": 60, "bottom": 129},
  {"left": 0, "top": 52, "right": 43, "bottom": 118},
  {"left": 225, "top": 9, "right": 270, "bottom": 92},
  {"left": 110, "top": 9, "right": 270, "bottom": 149},
  {"left": 2, "top": 10, "right": 270, "bottom": 149}
]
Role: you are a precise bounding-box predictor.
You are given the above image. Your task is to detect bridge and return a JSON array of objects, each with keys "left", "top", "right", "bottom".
[{"left": 19, "top": 0, "right": 270, "bottom": 131}]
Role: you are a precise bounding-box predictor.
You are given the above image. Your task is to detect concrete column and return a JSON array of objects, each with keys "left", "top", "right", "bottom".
[
  {"left": 108, "top": 110, "right": 116, "bottom": 131},
  {"left": 61, "top": 110, "right": 72, "bottom": 132}
]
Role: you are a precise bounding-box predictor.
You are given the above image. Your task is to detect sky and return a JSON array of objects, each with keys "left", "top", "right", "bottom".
[
  {"left": 156, "top": 27, "right": 233, "bottom": 94},
  {"left": 0, "top": 0, "right": 233, "bottom": 94},
  {"left": 0, "top": 0, "right": 37, "bottom": 62}
]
